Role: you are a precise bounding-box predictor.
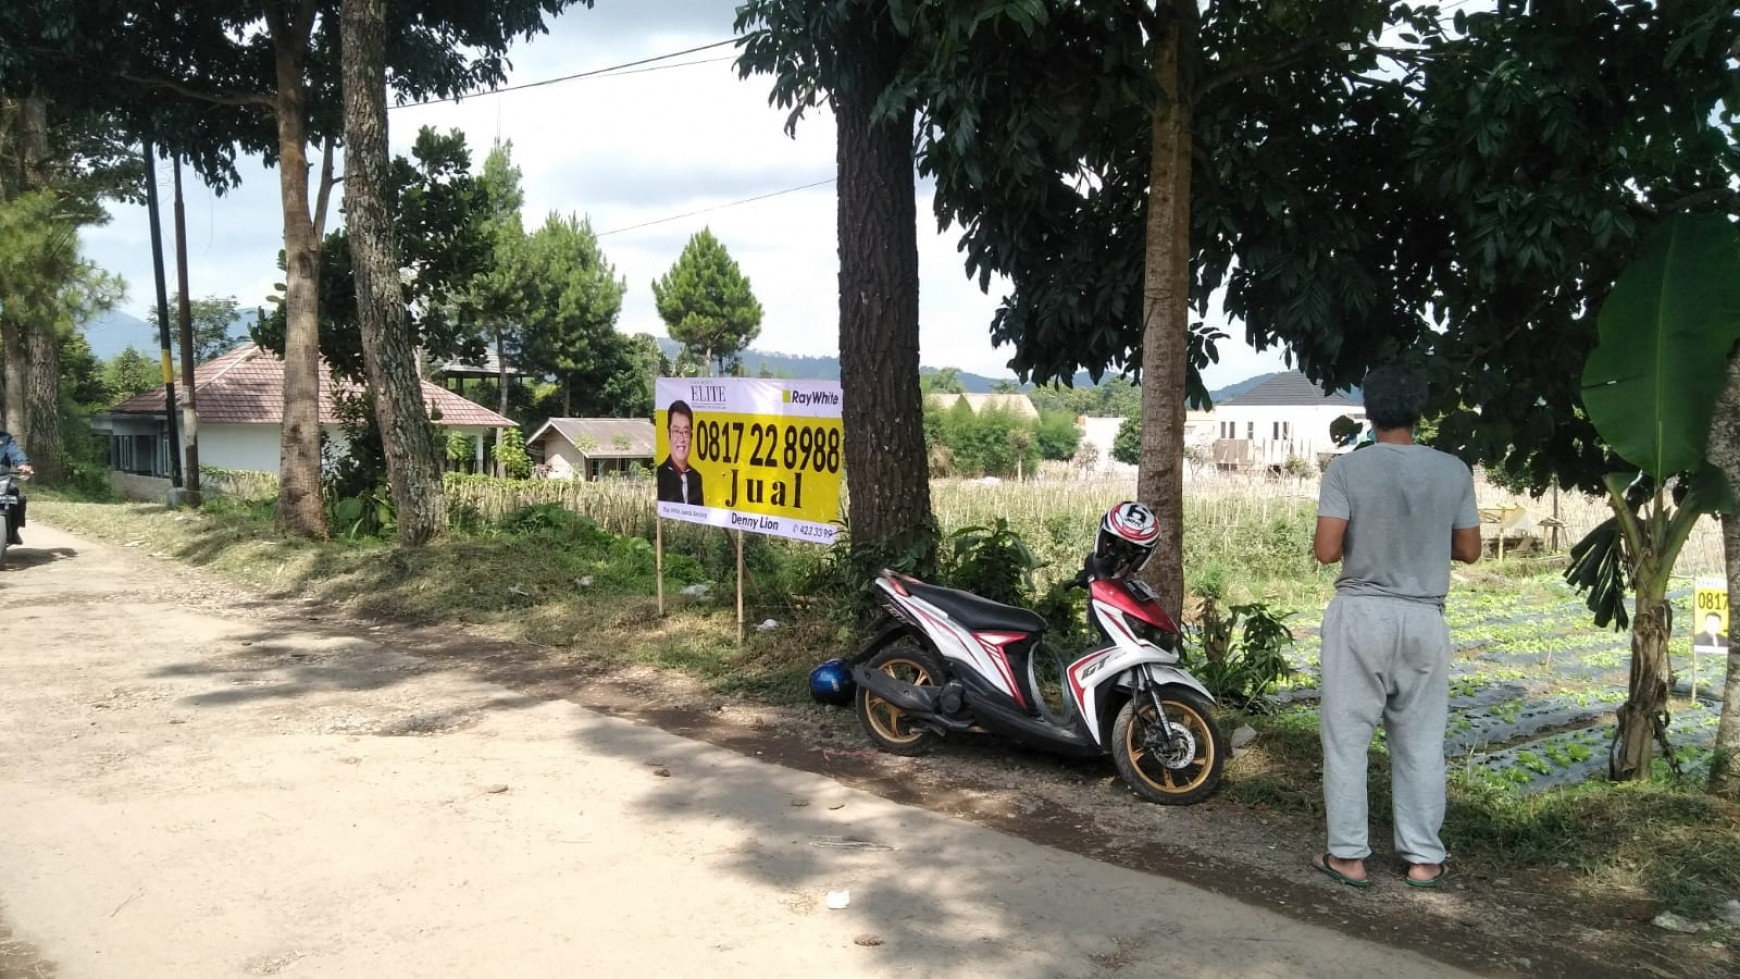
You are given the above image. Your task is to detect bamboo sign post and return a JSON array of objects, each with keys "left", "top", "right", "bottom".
[
  {"left": 655, "top": 517, "right": 665, "bottom": 617},
  {"left": 650, "top": 377, "right": 845, "bottom": 644},
  {"left": 736, "top": 530, "right": 746, "bottom": 645}
]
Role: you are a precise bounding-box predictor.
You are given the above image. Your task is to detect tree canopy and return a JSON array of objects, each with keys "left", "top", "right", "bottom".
[
  {"left": 517, "top": 211, "right": 629, "bottom": 415},
  {"left": 652, "top": 228, "right": 763, "bottom": 375}
]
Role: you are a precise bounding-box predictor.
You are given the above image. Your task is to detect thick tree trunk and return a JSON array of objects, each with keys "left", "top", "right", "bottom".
[
  {"left": 0, "top": 317, "right": 25, "bottom": 441},
  {"left": 1613, "top": 583, "right": 1674, "bottom": 781},
  {"left": 1707, "top": 353, "right": 1740, "bottom": 797},
  {"left": 834, "top": 9, "right": 934, "bottom": 570},
  {"left": 1135, "top": 22, "right": 1193, "bottom": 620},
  {"left": 24, "top": 326, "right": 60, "bottom": 482},
  {"left": 271, "top": 20, "right": 328, "bottom": 538},
  {"left": 15, "top": 96, "right": 59, "bottom": 482},
  {"left": 342, "top": 0, "right": 445, "bottom": 546}
]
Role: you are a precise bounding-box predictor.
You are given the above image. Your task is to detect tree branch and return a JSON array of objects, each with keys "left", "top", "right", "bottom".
[
  {"left": 1197, "top": 31, "right": 1340, "bottom": 97},
  {"left": 1198, "top": 0, "right": 1411, "bottom": 98},
  {"left": 119, "top": 72, "right": 274, "bottom": 109},
  {"left": 1127, "top": 0, "right": 1160, "bottom": 36},
  {"left": 313, "top": 134, "right": 336, "bottom": 238},
  {"left": 1662, "top": 187, "right": 1740, "bottom": 215}
]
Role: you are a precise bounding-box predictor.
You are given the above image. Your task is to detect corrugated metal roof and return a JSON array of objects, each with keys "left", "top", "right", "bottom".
[
  {"left": 1220, "top": 372, "right": 1358, "bottom": 408},
  {"left": 110, "top": 344, "right": 514, "bottom": 428},
  {"left": 528, "top": 418, "right": 655, "bottom": 458}
]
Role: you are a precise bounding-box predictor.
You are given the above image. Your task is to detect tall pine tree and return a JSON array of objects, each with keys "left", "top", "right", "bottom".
[{"left": 650, "top": 228, "right": 762, "bottom": 376}]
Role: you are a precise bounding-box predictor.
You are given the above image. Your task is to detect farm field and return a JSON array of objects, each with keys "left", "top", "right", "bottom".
[{"left": 433, "top": 468, "right": 1732, "bottom": 796}]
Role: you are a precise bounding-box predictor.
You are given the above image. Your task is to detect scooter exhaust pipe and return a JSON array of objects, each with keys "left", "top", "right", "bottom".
[
  {"left": 851, "top": 667, "right": 973, "bottom": 732},
  {"left": 851, "top": 665, "right": 941, "bottom": 712}
]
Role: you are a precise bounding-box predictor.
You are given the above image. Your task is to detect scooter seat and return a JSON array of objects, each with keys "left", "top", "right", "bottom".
[{"left": 902, "top": 579, "right": 1046, "bottom": 635}]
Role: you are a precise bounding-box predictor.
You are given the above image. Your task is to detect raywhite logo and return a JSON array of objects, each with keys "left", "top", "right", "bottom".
[{"left": 788, "top": 389, "right": 841, "bottom": 407}]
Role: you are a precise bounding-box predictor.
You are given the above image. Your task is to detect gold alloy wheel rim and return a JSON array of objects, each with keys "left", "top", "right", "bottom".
[
  {"left": 864, "top": 656, "right": 935, "bottom": 745},
  {"left": 1126, "top": 699, "right": 1216, "bottom": 794}
]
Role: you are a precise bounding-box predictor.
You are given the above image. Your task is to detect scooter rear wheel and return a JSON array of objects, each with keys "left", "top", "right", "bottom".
[
  {"left": 855, "top": 642, "right": 946, "bottom": 757},
  {"left": 1112, "top": 686, "right": 1226, "bottom": 806}
]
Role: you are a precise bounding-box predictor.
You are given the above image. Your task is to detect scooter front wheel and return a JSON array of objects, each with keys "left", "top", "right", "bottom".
[
  {"left": 1112, "top": 686, "right": 1226, "bottom": 806},
  {"left": 854, "top": 642, "right": 946, "bottom": 757}
]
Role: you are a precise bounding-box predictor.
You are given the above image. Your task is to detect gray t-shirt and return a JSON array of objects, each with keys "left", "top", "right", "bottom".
[{"left": 1316, "top": 443, "right": 1479, "bottom": 605}]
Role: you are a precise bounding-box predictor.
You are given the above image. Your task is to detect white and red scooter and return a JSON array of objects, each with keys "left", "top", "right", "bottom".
[{"left": 849, "top": 502, "right": 1227, "bottom": 805}]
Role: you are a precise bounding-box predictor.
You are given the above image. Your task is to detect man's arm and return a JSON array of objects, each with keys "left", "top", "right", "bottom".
[
  {"left": 1452, "top": 527, "right": 1481, "bottom": 564},
  {"left": 1452, "top": 465, "right": 1480, "bottom": 564},
  {"left": 1314, "top": 517, "right": 1347, "bottom": 565},
  {"left": 1314, "top": 459, "right": 1349, "bottom": 565}
]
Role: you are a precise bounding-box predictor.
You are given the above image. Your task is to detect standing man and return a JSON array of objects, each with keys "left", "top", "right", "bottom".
[
  {"left": 656, "top": 400, "right": 704, "bottom": 505},
  {"left": 0, "top": 428, "right": 33, "bottom": 545},
  {"left": 1310, "top": 365, "right": 1481, "bottom": 889}
]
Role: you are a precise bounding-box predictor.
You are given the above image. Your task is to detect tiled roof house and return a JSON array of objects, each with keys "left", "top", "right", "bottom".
[
  {"left": 525, "top": 418, "right": 656, "bottom": 480},
  {"left": 96, "top": 344, "right": 513, "bottom": 477}
]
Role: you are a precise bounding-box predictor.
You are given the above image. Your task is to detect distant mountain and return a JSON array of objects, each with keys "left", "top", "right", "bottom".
[
  {"left": 649, "top": 338, "right": 1019, "bottom": 390},
  {"left": 82, "top": 308, "right": 262, "bottom": 362},
  {"left": 83, "top": 310, "right": 157, "bottom": 360}
]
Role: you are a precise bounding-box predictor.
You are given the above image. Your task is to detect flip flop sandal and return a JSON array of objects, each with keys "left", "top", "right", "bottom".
[
  {"left": 1313, "top": 852, "right": 1370, "bottom": 889},
  {"left": 1404, "top": 864, "right": 1448, "bottom": 889}
]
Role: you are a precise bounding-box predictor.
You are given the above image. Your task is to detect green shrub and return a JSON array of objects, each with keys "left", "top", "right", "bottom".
[
  {"left": 1183, "top": 598, "right": 1297, "bottom": 708},
  {"left": 940, "top": 518, "right": 1038, "bottom": 608}
]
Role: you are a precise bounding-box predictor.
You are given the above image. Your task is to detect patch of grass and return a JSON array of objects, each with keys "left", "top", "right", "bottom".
[
  {"left": 35, "top": 497, "right": 835, "bottom": 704},
  {"left": 1227, "top": 706, "right": 1740, "bottom": 918}
]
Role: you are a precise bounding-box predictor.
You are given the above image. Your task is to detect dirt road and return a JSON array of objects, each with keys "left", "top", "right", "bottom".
[{"left": 0, "top": 522, "right": 1473, "bottom": 978}]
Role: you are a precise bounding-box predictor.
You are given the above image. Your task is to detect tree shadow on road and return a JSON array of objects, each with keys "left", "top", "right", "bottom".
[
  {"left": 560, "top": 712, "right": 1433, "bottom": 979},
  {"left": 0, "top": 546, "right": 76, "bottom": 574}
]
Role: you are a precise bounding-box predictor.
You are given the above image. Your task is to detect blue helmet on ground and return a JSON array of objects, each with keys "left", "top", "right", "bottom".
[{"left": 809, "top": 657, "right": 856, "bottom": 705}]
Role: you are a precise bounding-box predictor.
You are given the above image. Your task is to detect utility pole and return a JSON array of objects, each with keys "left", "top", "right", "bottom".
[
  {"left": 142, "top": 133, "right": 184, "bottom": 492},
  {"left": 172, "top": 154, "right": 202, "bottom": 505}
]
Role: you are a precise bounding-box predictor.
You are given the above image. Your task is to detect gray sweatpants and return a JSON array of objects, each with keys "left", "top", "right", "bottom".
[{"left": 1319, "top": 594, "right": 1450, "bottom": 865}]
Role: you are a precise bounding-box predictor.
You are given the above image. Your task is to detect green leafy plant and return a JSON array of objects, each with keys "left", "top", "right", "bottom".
[
  {"left": 495, "top": 502, "right": 609, "bottom": 543},
  {"left": 1184, "top": 596, "right": 1297, "bottom": 709},
  {"left": 497, "top": 426, "right": 533, "bottom": 479},
  {"left": 327, "top": 487, "right": 396, "bottom": 540},
  {"left": 445, "top": 430, "right": 476, "bottom": 466},
  {"left": 941, "top": 518, "right": 1039, "bottom": 609},
  {"left": 1565, "top": 213, "right": 1740, "bottom": 782}
]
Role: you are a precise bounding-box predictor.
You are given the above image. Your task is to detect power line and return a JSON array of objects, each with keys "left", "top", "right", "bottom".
[
  {"left": 597, "top": 178, "right": 837, "bottom": 238},
  {"left": 390, "top": 38, "right": 738, "bottom": 111}
]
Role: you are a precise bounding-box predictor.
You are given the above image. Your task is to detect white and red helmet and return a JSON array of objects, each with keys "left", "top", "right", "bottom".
[{"left": 1097, "top": 501, "right": 1159, "bottom": 578}]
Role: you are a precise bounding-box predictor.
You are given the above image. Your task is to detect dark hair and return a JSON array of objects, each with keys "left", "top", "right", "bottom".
[
  {"left": 667, "top": 400, "right": 694, "bottom": 429},
  {"left": 1362, "top": 365, "right": 1429, "bottom": 431}
]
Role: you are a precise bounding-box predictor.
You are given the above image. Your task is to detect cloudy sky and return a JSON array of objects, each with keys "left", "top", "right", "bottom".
[{"left": 82, "top": 0, "right": 1287, "bottom": 386}]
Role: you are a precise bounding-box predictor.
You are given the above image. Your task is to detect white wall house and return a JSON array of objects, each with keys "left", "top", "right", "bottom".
[
  {"left": 526, "top": 418, "right": 654, "bottom": 480},
  {"left": 92, "top": 344, "right": 513, "bottom": 479},
  {"left": 1072, "top": 373, "right": 1363, "bottom": 478},
  {"left": 1203, "top": 372, "right": 1364, "bottom": 468},
  {"left": 1077, "top": 416, "right": 1137, "bottom": 479}
]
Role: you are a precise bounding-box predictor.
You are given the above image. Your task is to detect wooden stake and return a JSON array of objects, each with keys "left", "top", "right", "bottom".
[
  {"left": 735, "top": 529, "right": 746, "bottom": 646},
  {"left": 655, "top": 515, "right": 665, "bottom": 617}
]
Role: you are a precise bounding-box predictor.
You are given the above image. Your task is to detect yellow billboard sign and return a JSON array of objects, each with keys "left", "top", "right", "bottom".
[
  {"left": 653, "top": 378, "right": 844, "bottom": 544},
  {"left": 1692, "top": 577, "right": 1729, "bottom": 651}
]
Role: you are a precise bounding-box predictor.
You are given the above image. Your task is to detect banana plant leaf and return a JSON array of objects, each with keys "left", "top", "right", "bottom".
[
  {"left": 1565, "top": 515, "right": 1630, "bottom": 631},
  {"left": 1582, "top": 212, "right": 1740, "bottom": 479}
]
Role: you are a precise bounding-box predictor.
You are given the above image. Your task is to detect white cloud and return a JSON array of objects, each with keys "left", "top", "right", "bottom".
[{"left": 80, "top": 1, "right": 1288, "bottom": 387}]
